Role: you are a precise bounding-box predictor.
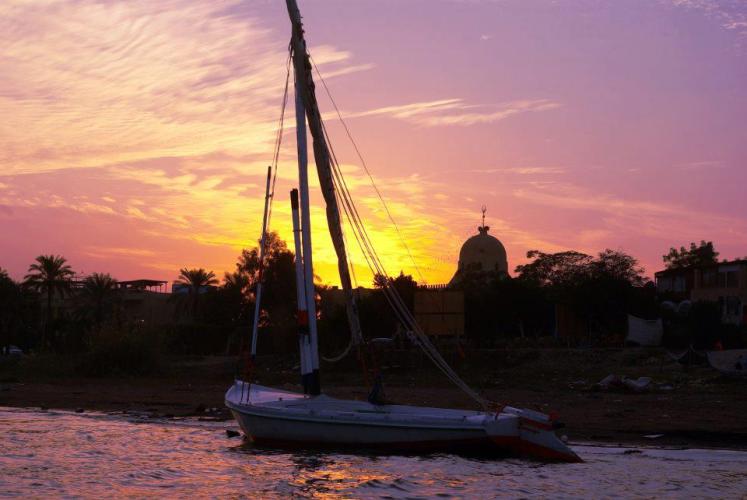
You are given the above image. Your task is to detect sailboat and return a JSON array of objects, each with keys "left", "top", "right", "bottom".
[{"left": 225, "top": 0, "right": 581, "bottom": 463}]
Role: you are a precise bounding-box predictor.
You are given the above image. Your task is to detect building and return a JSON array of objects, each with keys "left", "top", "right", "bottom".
[
  {"left": 413, "top": 286, "right": 465, "bottom": 338},
  {"left": 449, "top": 211, "right": 509, "bottom": 286},
  {"left": 415, "top": 209, "right": 509, "bottom": 337},
  {"left": 655, "top": 259, "right": 747, "bottom": 325},
  {"left": 117, "top": 279, "right": 173, "bottom": 324},
  {"left": 56, "top": 277, "right": 174, "bottom": 324},
  {"left": 654, "top": 267, "right": 695, "bottom": 301},
  {"left": 320, "top": 286, "right": 375, "bottom": 309}
]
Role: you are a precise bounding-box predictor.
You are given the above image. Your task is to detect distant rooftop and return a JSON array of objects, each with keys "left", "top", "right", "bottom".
[
  {"left": 655, "top": 259, "right": 747, "bottom": 276},
  {"left": 117, "top": 279, "right": 168, "bottom": 292}
]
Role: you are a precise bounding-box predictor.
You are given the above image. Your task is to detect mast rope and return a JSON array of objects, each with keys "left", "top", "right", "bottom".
[
  {"left": 244, "top": 51, "right": 291, "bottom": 388},
  {"left": 310, "top": 55, "right": 426, "bottom": 286},
  {"left": 309, "top": 55, "right": 488, "bottom": 409},
  {"left": 265, "top": 51, "right": 292, "bottom": 234},
  {"left": 319, "top": 181, "right": 357, "bottom": 363}
]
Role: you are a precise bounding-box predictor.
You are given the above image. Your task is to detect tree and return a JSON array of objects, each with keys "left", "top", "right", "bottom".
[
  {"left": 366, "top": 272, "right": 420, "bottom": 339},
  {"left": 204, "top": 271, "right": 252, "bottom": 327},
  {"left": 0, "top": 269, "right": 19, "bottom": 353},
  {"left": 591, "top": 249, "right": 646, "bottom": 287},
  {"left": 23, "top": 255, "right": 75, "bottom": 344},
  {"left": 236, "top": 232, "right": 297, "bottom": 321},
  {"left": 1, "top": 269, "right": 41, "bottom": 353},
  {"left": 372, "top": 271, "right": 419, "bottom": 310},
  {"left": 514, "top": 250, "right": 593, "bottom": 289},
  {"left": 78, "top": 273, "right": 119, "bottom": 327},
  {"left": 236, "top": 232, "right": 296, "bottom": 309},
  {"left": 174, "top": 268, "right": 218, "bottom": 321},
  {"left": 663, "top": 241, "right": 719, "bottom": 269},
  {"left": 516, "top": 249, "right": 646, "bottom": 289},
  {"left": 514, "top": 248, "right": 650, "bottom": 340},
  {"left": 232, "top": 232, "right": 302, "bottom": 349}
]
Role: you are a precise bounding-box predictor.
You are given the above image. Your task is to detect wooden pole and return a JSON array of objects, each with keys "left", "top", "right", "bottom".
[
  {"left": 250, "top": 166, "right": 273, "bottom": 359},
  {"left": 285, "top": 0, "right": 365, "bottom": 362}
]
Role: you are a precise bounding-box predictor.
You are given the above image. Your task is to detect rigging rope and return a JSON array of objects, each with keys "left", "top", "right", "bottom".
[
  {"left": 244, "top": 52, "right": 291, "bottom": 391},
  {"left": 309, "top": 55, "right": 426, "bottom": 286},
  {"left": 265, "top": 51, "right": 293, "bottom": 234},
  {"left": 320, "top": 177, "right": 358, "bottom": 363},
  {"left": 309, "top": 55, "right": 488, "bottom": 409}
]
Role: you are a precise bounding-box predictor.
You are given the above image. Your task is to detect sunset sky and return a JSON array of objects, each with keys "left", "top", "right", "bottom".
[{"left": 1, "top": 0, "right": 746, "bottom": 287}]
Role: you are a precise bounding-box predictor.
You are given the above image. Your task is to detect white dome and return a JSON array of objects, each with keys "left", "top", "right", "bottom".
[{"left": 450, "top": 226, "right": 508, "bottom": 285}]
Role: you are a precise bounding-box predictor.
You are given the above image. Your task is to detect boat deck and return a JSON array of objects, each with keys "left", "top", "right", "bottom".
[
  {"left": 227, "top": 381, "right": 497, "bottom": 428},
  {"left": 225, "top": 381, "right": 581, "bottom": 462}
]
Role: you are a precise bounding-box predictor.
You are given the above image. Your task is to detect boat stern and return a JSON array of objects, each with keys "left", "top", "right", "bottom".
[{"left": 486, "top": 410, "right": 582, "bottom": 463}]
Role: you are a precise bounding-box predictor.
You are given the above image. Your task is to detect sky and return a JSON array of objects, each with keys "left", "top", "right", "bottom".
[{"left": 1, "top": 0, "right": 746, "bottom": 287}]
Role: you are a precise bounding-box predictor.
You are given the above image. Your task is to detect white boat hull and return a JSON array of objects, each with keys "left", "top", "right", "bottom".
[{"left": 225, "top": 381, "right": 580, "bottom": 462}]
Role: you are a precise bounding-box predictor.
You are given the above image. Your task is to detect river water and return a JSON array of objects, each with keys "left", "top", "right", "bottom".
[{"left": 1, "top": 408, "right": 746, "bottom": 498}]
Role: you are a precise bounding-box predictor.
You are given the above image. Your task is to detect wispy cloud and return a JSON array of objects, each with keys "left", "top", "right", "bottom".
[
  {"left": 677, "top": 160, "right": 725, "bottom": 170},
  {"left": 83, "top": 246, "right": 157, "bottom": 259},
  {"left": 513, "top": 181, "right": 746, "bottom": 243},
  {"left": 669, "top": 0, "right": 747, "bottom": 37},
  {"left": 0, "top": 0, "right": 368, "bottom": 175},
  {"left": 469, "top": 166, "right": 566, "bottom": 175},
  {"left": 345, "top": 98, "right": 561, "bottom": 127}
]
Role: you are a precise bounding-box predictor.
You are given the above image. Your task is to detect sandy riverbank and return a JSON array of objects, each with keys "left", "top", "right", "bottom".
[{"left": 2, "top": 349, "right": 745, "bottom": 450}]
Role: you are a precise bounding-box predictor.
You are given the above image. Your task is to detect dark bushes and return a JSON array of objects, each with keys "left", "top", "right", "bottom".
[{"left": 77, "top": 327, "right": 163, "bottom": 377}]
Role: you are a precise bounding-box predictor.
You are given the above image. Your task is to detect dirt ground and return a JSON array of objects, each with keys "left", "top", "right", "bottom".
[{"left": 2, "top": 348, "right": 745, "bottom": 450}]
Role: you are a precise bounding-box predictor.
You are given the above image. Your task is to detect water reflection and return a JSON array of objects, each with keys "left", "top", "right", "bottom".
[{"left": 1, "top": 408, "right": 746, "bottom": 498}]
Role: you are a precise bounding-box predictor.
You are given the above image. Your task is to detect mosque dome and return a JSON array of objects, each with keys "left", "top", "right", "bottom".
[
  {"left": 449, "top": 209, "right": 509, "bottom": 286},
  {"left": 457, "top": 225, "right": 508, "bottom": 275}
]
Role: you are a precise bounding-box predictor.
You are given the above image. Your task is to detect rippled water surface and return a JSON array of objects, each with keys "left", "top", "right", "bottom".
[{"left": 2, "top": 408, "right": 746, "bottom": 498}]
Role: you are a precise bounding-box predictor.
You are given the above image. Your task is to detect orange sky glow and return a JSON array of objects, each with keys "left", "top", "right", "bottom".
[{"left": 1, "top": 0, "right": 746, "bottom": 287}]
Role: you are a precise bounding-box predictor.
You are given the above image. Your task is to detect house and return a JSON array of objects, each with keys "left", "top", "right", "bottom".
[
  {"left": 654, "top": 267, "right": 695, "bottom": 301},
  {"left": 655, "top": 260, "right": 747, "bottom": 325},
  {"left": 117, "top": 279, "right": 173, "bottom": 324}
]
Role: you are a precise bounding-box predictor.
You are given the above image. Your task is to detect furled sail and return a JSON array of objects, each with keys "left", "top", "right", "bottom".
[{"left": 285, "top": 0, "right": 364, "bottom": 348}]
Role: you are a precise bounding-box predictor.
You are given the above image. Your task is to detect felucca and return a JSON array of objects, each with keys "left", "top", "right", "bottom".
[{"left": 225, "top": 0, "right": 581, "bottom": 463}]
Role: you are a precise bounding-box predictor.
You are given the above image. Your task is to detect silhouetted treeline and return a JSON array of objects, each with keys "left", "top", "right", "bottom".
[
  {"left": 1, "top": 238, "right": 745, "bottom": 372},
  {"left": 450, "top": 249, "right": 656, "bottom": 347}
]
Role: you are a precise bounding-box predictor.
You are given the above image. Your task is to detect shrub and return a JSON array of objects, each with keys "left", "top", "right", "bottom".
[{"left": 77, "top": 327, "right": 162, "bottom": 377}]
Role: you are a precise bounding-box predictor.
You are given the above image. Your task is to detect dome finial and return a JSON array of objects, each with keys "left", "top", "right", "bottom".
[{"left": 479, "top": 205, "right": 489, "bottom": 234}]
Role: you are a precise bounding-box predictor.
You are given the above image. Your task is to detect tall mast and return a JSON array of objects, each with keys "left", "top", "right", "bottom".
[
  {"left": 285, "top": 0, "right": 364, "bottom": 355},
  {"left": 293, "top": 66, "right": 321, "bottom": 395}
]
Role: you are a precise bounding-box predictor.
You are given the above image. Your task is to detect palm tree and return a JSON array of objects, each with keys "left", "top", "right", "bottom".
[
  {"left": 221, "top": 271, "right": 252, "bottom": 323},
  {"left": 0, "top": 268, "right": 18, "bottom": 354},
  {"left": 79, "top": 273, "right": 118, "bottom": 327},
  {"left": 223, "top": 271, "right": 250, "bottom": 293},
  {"left": 24, "top": 254, "right": 75, "bottom": 343},
  {"left": 175, "top": 268, "right": 218, "bottom": 320}
]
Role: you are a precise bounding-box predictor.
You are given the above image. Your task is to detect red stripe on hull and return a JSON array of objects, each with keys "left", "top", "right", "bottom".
[{"left": 519, "top": 417, "right": 554, "bottom": 432}]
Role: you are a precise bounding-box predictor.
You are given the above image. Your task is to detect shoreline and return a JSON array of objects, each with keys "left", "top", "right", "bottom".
[
  {"left": 2, "top": 385, "right": 746, "bottom": 452},
  {"left": 2, "top": 349, "right": 746, "bottom": 451},
  {"left": 2, "top": 403, "right": 746, "bottom": 455}
]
